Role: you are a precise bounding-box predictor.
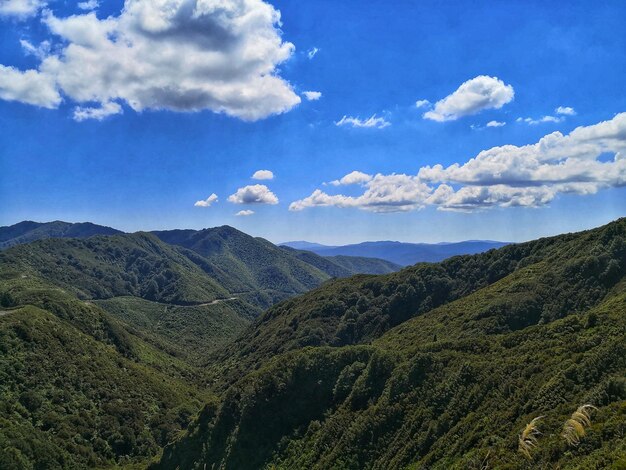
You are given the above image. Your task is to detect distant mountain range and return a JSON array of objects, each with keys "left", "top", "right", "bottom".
[{"left": 281, "top": 239, "right": 509, "bottom": 266}]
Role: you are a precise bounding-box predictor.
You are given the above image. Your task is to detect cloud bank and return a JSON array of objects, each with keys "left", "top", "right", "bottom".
[
  {"left": 291, "top": 113, "right": 626, "bottom": 212},
  {"left": 0, "top": 0, "right": 301, "bottom": 121}
]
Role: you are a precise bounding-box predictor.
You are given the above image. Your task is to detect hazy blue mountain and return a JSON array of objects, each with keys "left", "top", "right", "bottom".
[
  {"left": 281, "top": 239, "right": 508, "bottom": 266},
  {"left": 0, "top": 220, "right": 122, "bottom": 250},
  {"left": 280, "top": 240, "right": 335, "bottom": 250}
]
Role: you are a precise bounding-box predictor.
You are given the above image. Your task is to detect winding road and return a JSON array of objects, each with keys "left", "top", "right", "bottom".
[{"left": 197, "top": 297, "right": 238, "bottom": 307}]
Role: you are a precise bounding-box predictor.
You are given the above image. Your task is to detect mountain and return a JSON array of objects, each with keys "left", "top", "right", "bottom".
[
  {"left": 280, "top": 241, "right": 334, "bottom": 250},
  {"left": 152, "top": 226, "right": 400, "bottom": 306},
  {"left": 156, "top": 218, "right": 626, "bottom": 470},
  {"left": 0, "top": 258, "right": 216, "bottom": 468},
  {"left": 281, "top": 239, "right": 509, "bottom": 266},
  {"left": 280, "top": 246, "right": 400, "bottom": 276},
  {"left": 0, "top": 220, "right": 122, "bottom": 250}
]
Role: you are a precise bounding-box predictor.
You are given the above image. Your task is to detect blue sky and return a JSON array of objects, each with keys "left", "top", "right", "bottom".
[{"left": 1, "top": 0, "right": 625, "bottom": 244}]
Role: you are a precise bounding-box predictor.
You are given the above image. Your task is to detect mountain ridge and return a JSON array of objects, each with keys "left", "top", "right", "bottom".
[{"left": 281, "top": 239, "right": 509, "bottom": 266}]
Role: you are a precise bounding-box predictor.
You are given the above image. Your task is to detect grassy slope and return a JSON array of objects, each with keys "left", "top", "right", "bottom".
[{"left": 155, "top": 218, "right": 626, "bottom": 470}]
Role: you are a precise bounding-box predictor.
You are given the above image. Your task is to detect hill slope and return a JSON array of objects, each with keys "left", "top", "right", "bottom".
[
  {"left": 0, "top": 220, "right": 122, "bottom": 250},
  {"left": 0, "top": 274, "right": 213, "bottom": 468},
  {"left": 153, "top": 226, "right": 400, "bottom": 307},
  {"left": 280, "top": 246, "right": 400, "bottom": 276},
  {"left": 282, "top": 240, "right": 508, "bottom": 266},
  {"left": 156, "top": 218, "right": 626, "bottom": 470}
]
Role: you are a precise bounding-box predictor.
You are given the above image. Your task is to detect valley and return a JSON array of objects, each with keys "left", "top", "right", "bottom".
[{"left": 0, "top": 219, "right": 625, "bottom": 469}]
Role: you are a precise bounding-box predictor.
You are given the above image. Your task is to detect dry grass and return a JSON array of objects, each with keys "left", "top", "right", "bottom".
[
  {"left": 518, "top": 416, "right": 543, "bottom": 459},
  {"left": 562, "top": 404, "right": 597, "bottom": 446}
]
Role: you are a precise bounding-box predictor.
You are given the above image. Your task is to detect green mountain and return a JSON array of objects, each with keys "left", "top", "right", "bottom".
[
  {"left": 155, "top": 218, "right": 626, "bottom": 470},
  {"left": 280, "top": 246, "right": 400, "bottom": 276},
  {"left": 0, "top": 273, "right": 214, "bottom": 469},
  {"left": 0, "top": 220, "right": 122, "bottom": 250},
  {"left": 152, "top": 226, "right": 400, "bottom": 307}
]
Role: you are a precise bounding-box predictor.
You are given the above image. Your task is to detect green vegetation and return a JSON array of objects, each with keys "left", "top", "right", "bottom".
[
  {"left": 155, "top": 218, "right": 626, "bottom": 469},
  {"left": 0, "top": 220, "right": 121, "bottom": 250},
  {"left": 0, "top": 289, "right": 212, "bottom": 468},
  {"left": 1, "top": 219, "right": 625, "bottom": 468}
]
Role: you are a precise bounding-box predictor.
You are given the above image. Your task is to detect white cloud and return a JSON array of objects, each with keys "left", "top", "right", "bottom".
[
  {"left": 486, "top": 120, "right": 506, "bottom": 127},
  {"left": 0, "top": 0, "right": 44, "bottom": 18},
  {"left": 291, "top": 113, "right": 626, "bottom": 212},
  {"left": 290, "top": 174, "right": 432, "bottom": 213},
  {"left": 73, "top": 101, "right": 122, "bottom": 121},
  {"left": 517, "top": 115, "right": 563, "bottom": 125},
  {"left": 329, "top": 170, "right": 372, "bottom": 186},
  {"left": 0, "top": 0, "right": 301, "bottom": 121},
  {"left": 335, "top": 114, "right": 390, "bottom": 129},
  {"left": 228, "top": 184, "right": 278, "bottom": 204},
  {"left": 20, "top": 39, "right": 51, "bottom": 59},
  {"left": 0, "top": 65, "right": 61, "bottom": 108},
  {"left": 307, "top": 47, "right": 319, "bottom": 59},
  {"left": 415, "top": 99, "right": 430, "bottom": 109},
  {"left": 194, "top": 193, "right": 218, "bottom": 207},
  {"left": 252, "top": 169, "right": 274, "bottom": 180},
  {"left": 235, "top": 209, "right": 254, "bottom": 216},
  {"left": 77, "top": 0, "right": 99, "bottom": 10},
  {"left": 556, "top": 106, "right": 576, "bottom": 116},
  {"left": 303, "top": 91, "right": 322, "bottom": 101},
  {"left": 423, "top": 75, "right": 514, "bottom": 122}
]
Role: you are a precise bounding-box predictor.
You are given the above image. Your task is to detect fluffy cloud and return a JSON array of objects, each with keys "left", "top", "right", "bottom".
[
  {"left": 0, "top": 0, "right": 301, "bottom": 120},
  {"left": 0, "top": 0, "right": 44, "bottom": 18},
  {"left": 0, "top": 65, "right": 61, "bottom": 107},
  {"left": 291, "top": 113, "right": 626, "bottom": 212},
  {"left": 486, "top": 120, "right": 506, "bottom": 127},
  {"left": 77, "top": 0, "right": 99, "bottom": 10},
  {"left": 423, "top": 75, "right": 514, "bottom": 122},
  {"left": 235, "top": 209, "right": 254, "bottom": 216},
  {"left": 228, "top": 184, "right": 278, "bottom": 204},
  {"left": 556, "top": 106, "right": 576, "bottom": 116},
  {"left": 415, "top": 99, "right": 430, "bottom": 109},
  {"left": 74, "top": 101, "right": 122, "bottom": 121},
  {"left": 302, "top": 91, "right": 322, "bottom": 101},
  {"left": 335, "top": 114, "right": 390, "bottom": 129},
  {"left": 307, "top": 47, "right": 319, "bottom": 59},
  {"left": 290, "top": 174, "right": 432, "bottom": 212},
  {"left": 329, "top": 170, "right": 372, "bottom": 186},
  {"left": 194, "top": 193, "right": 219, "bottom": 207},
  {"left": 252, "top": 169, "right": 274, "bottom": 180}
]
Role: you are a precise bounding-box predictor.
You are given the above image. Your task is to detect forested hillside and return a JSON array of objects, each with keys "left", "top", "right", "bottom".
[
  {"left": 0, "top": 221, "right": 122, "bottom": 250},
  {"left": 0, "top": 274, "right": 214, "bottom": 468},
  {"left": 0, "top": 224, "right": 404, "bottom": 468},
  {"left": 156, "top": 218, "right": 626, "bottom": 470}
]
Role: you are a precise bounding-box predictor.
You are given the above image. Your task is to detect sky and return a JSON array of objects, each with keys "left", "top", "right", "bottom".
[{"left": 1, "top": 0, "right": 625, "bottom": 245}]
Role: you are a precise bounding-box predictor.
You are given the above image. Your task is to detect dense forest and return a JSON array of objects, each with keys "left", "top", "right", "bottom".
[
  {"left": 1, "top": 219, "right": 625, "bottom": 468},
  {"left": 156, "top": 218, "right": 626, "bottom": 469}
]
